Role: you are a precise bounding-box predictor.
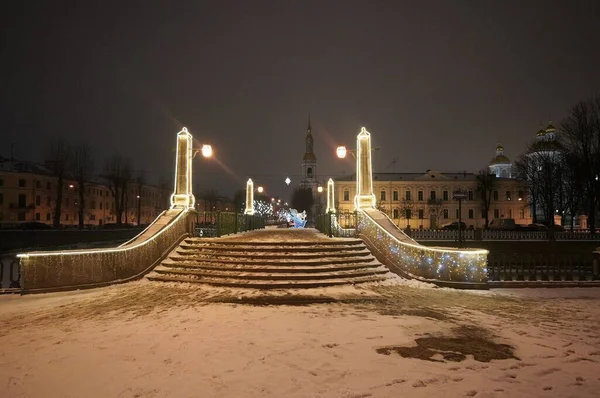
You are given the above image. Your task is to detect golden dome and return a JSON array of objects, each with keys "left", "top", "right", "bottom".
[
  {"left": 489, "top": 154, "right": 510, "bottom": 166},
  {"left": 536, "top": 128, "right": 546, "bottom": 136},
  {"left": 545, "top": 122, "right": 556, "bottom": 132},
  {"left": 303, "top": 152, "right": 317, "bottom": 161}
]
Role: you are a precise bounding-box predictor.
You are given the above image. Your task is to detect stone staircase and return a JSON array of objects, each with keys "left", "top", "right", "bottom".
[{"left": 147, "top": 232, "right": 389, "bottom": 289}]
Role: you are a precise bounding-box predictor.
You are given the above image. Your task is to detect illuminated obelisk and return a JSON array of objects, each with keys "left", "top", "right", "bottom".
[
  {"left": 244, "top": 179, "right": 255, "bottom": 215},
  {"left": 170, "top": 127, "right": 196, "bottom": 209},
  {"left": 326, "top": 178, "right": 336, "bottom": 214},
  {"left": 353, "top": 127, "right": 377, "bottom": 210}
]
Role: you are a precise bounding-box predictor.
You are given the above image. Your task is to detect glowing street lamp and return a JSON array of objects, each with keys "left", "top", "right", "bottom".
[
  {"left": 285, "top": 177, "right": 291, "bottom": 185},
  {"left": 317, "top": 186, "right": 324, "bottom": 193},
  {"left": 201, "top": 144, "right": 212, "bottom": 158},
  {"left": 257, "top": 186, "right": 264, "bottom": 193},
  {"left": 336, "top": 146, "right": 347, "bottom": 159}
]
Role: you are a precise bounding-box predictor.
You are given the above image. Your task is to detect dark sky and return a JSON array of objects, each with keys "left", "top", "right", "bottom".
[{"left": 2, "top": 0, "right": 599, "bottom": 199}]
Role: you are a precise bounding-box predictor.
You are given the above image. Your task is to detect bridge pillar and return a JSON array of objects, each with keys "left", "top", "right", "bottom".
[
  {"left": 326, "top": 178, "right": 336, "bottom": 214},
  {"left": 244, "top": 179, "right": 255, "bottom": 215},
  {"left": 170, "top": 127, "right": 196, "bottom": 209},
  {"left": 354, "top": 127, "right": 377, "bottom": 210}
]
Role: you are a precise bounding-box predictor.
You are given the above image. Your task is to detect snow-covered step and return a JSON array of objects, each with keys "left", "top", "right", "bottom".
[
  {"left": 160, "top": 262, "right": 383, "bottom": 273},
  {"left": 153, "top": 266, "right": 388, "bottom": 281},
  {"left": 148, "top": 229, "right": 392, "bottom": 289},
  {"left": 147, "top": 274, "right": 388, "bottom": 289},
  {"left": 173, "top": 249, "right": 372, "bottom": 259},
  {"left": 167, "top": 256, "right": 376, "bottom": 266},
  {"left": 178, "top": 243, "right": 367, "bottom": 252},
  {"left": 184, "top": 238, "right": 365, "bottom": 246}
]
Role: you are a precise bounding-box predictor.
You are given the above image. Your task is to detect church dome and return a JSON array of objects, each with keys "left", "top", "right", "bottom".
[
  {"left": 489, "top": 154, "right": 510, "bottom": 166},
  {"left": 545, "top": 122, "right": 556, "bottom": 133},
  {"left": 536, "top": 128, "right": 546, "bottom": 137},
  {"left": 303, "top": 152, "right": 316, "bottom": 161}
]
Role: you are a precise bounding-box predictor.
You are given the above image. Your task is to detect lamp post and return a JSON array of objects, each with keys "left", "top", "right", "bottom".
[
  {"left": 453, "top": 189, "right": 467, "bottom": 248},
  {"left": 336, "top": 128, "right": 380, "bottom": 211},
  {"left": 68, "top": 184, "right": 75, "bottom": 227}
]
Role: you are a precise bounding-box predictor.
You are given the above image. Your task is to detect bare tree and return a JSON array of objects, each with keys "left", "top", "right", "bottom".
[
  {"left": 427, "top": 199, "right": 443, "bottom": 229},
  {"left": 475, "top": 170, "right": 496, "bottom": 229},
  {"left": 104, "top": 155, "right": 132, "bottom": 225},
  {"left": 290, "top": 187, "right": 314, "bottom": 219},
  {"left": 71, "top": 143, "right": 93, "bottom": 229},
  {"left": 398, "top": 199, "right": 415, "bottom": 228},
  {"left": 232, "top": 189, "right": 245, "bottom": 213},
  {"left": 135, "top": 172, "right": 145, "bottom": 225},
  {"left": 560, "top": 97, "right": 600, "bottom": 233},
  {"left": 46, "top": 139, "right": 72, "bottom": 228},
  {"left": 199, "top": 189, "right": 220, "bottom": 212}
]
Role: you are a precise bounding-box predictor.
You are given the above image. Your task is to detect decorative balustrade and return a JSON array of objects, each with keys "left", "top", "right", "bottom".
[
  {"left": 408, "top": 229, "right": 475, "bottom": 241},
  {"left": 487, "top": 252, "right": 600, "bottom": 282},
  {"left": 555, "top": 232, "right": 600, "bottom": 241},
  {"left": 481, "top": 230, "right": 546, "bottom": 240},
  {"left": 193, "top": 211, "right": 265, "bottom": 237},
  {"left": 356, "top": 210, "right": 489, "bottom": 289}
]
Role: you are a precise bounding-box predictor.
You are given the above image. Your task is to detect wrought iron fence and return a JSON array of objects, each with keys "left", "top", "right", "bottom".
[
  {"left": 0, "top": 254, "right": 21, "bottom": 290},
  {"left": 193, "top": 212, "right": 265, "bottom": 237},
  {"left": 487, "top": 252, "right": 600, "bottom": 282},
  {"left": 315, "top": 212, "right": 357, "bottom": 238}
]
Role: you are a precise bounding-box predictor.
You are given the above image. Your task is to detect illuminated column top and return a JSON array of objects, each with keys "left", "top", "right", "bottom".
[
  {"left": 354, "top": 127, "right": 377, "bottom": 210},
  {"left": 244, "top": 179, "right": 255, "bottom": 215},
  {"left": 326, "top": 178, "right": 336, "bottom": 214},
  {"left": 170, "top": 127, "right": 196, "bottom": 209}
]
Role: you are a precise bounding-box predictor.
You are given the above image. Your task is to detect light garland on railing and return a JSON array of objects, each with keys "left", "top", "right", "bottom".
[{"left": 355, "top": 210, "right": 488, "bottom": 283}]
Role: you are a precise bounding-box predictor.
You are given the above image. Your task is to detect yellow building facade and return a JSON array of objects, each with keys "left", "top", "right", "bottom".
[
  {"left": 0, "top": 158, "right": 169, "bottom": 227},
  {"left": 334, "top": 170, "right": 531, "bottom": 229}
]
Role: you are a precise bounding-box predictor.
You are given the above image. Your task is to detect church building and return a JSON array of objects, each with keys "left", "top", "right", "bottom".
[{"left": 300, "top": 116, "right": 318, "bottom": 195}]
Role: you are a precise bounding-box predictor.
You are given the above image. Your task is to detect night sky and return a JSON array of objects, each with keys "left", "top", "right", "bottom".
[{"left": 2, "top": 1, "right": 599, "bottom": 199}]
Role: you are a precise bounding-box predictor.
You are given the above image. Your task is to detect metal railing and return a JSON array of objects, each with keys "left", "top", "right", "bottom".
[
  {"left": 405, "top": 229, "right": 600, "bottom": 241},
  {"left": 315, "top": 212, "right": 357, "bottom": 238},
  {"left": 487, "top": 252, "right": 600, "bottom": 282},
  {"left": 193, "top": 211, "right": 265, "bottom": 238}
]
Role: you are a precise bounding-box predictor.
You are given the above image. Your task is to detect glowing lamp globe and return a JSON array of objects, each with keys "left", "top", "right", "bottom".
[
  {"left": 317, "top": 186, "right": 324, "bottom": 193},
  {"left": 336, "top": 146, "right": 347, "bottom": 159},
  {"left": 201, "top": 144, "right": 212, "bottom": 158},
  {"left": 257, "top": 186, "right": 264, "bottom": 193},
  {"left": 285, "top": 177, "right": 291, "bottom": 185}
]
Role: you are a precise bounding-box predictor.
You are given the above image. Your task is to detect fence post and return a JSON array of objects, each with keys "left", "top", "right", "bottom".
[
  {"left": 593, "top": 250, "right": 600, "bottom": 280},
  {"left": 216, "top": 212, "right": 221, "bottom": 237}
]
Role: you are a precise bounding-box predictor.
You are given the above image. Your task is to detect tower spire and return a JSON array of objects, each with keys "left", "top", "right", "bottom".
[{"left": 307, "top": 113, "right": 311, "bottom": 132}]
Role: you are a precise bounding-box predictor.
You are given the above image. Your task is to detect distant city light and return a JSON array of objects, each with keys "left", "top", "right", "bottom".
[
  {"left": 285, "top": 177, "right": 291, "bottom": 185},
  {"left": 317, "top": 186, "right": 324, "bottom": 193},
  {"left": 336, "top": 146, "right": 347, "bottom": 159},
  {"left": 68, "top": 184, "right": 74, "bottom": 188}
]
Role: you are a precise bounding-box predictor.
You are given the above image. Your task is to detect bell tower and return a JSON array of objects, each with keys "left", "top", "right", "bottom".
[{"left": 300, "top": 115, "right": 317, "bottom": 195}]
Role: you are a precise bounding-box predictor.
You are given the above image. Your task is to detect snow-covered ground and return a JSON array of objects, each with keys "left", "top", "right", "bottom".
[{"left": 1, "top": 280, "right": 600, "bottom": 397}]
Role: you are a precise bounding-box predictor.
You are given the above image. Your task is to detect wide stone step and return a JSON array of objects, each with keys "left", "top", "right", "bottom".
[
  {"left": 160, "top": 261, "right": 383, "bottom": 273},
  {"left": 174, "top": 250, "right": 372, "bottom": 259},
  {"left": 168, "top": 255, "right": 376, "bottom": 266},
  {"left": 147, "top": 274, "right": 388, "bottom": 289},
  {"left": 178, "top": 243, "right": 367, "bottom": 252},
  {"left": 184, "top": 238, "right": 364, "bottom": 246},
  {"left": 153, "top": 266, "right": 388, "bottom": 281}
]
